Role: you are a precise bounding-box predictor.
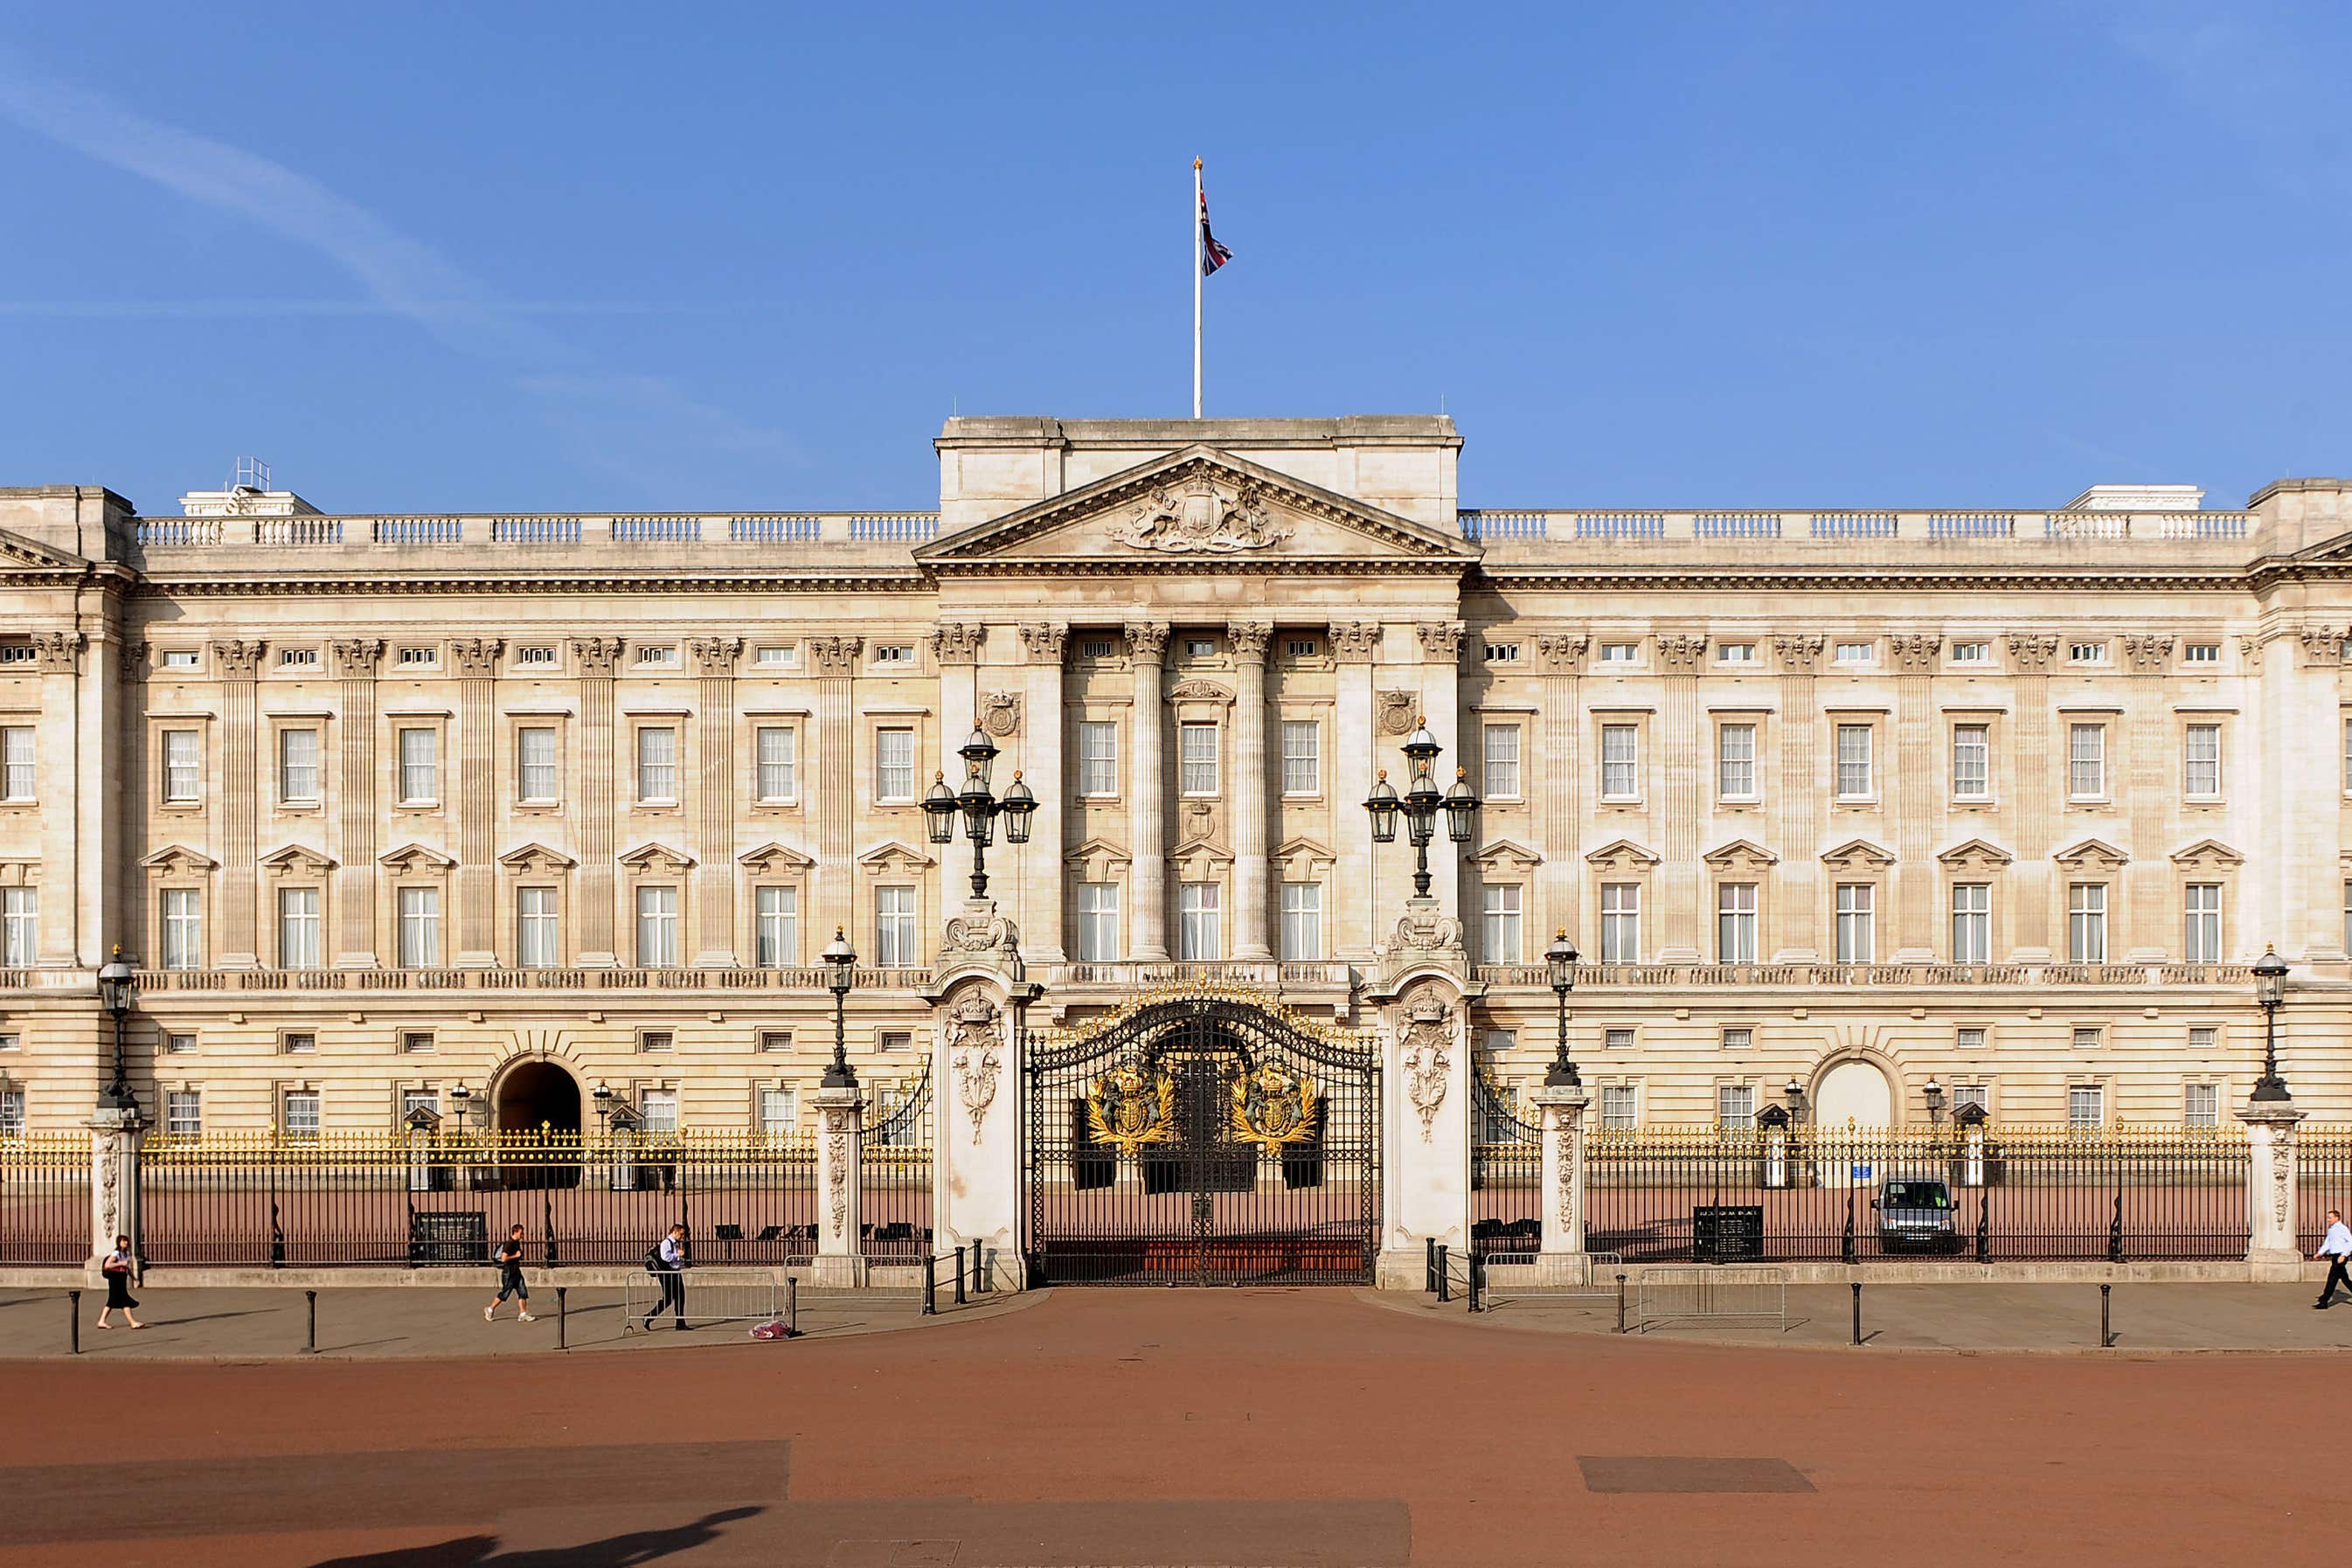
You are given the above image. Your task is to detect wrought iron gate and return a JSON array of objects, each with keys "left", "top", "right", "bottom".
[
  {"left": 1469, "top": 1067, "right": 1542, "bottom": 1262},
  {"left": 1025, "top": 989, "right": 1381, "bottom": 1286}
]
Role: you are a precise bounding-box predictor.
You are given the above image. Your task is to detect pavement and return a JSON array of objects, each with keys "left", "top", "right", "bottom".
[{"left": 7, "top": 1284, "right": 2352, "bottom": 1567}]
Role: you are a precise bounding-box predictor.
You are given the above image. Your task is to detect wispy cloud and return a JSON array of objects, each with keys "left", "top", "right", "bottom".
[
  {"left": 0, "top": 57, "right": 801, "bottom": 489},
  {"left": 0, "top": 299, "right": 740, "bottom": 320}
]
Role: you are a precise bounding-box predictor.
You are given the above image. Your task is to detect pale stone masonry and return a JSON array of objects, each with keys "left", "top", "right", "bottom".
[{"left": 0, "top": 417, "right": 2348, "bottom": 1141}]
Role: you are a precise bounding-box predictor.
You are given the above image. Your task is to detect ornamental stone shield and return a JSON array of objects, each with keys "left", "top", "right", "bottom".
[{"left": 1108, "top": 473, "right": 1291, "bottom": 553}]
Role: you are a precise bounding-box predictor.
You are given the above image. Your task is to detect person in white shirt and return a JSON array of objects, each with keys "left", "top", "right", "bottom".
[
  {"left": 2313, "top": 1208, "right": 2352, "bottom": 1309},
  {"left": 642, "top": 1222, "right": 690, "bottom": 1331}
]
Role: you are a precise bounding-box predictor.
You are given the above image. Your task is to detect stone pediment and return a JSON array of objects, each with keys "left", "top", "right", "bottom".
[
  {"left": 1585, "top": 837, "right": 1660, "bottom": 872},
  {"left": 0, "top": 525, "right": 89, "bottom": 573},
  {"left": 737, "top": 841, "right": 816, "bottom": 876},
  {"left": 857, "top": 840, "right": 936, "bottom": 877},
  {"left": 2052, "top": 836, "right": 2129, "bottom": 870},
  {"left": 914, "top": 448, "right": 1475, "bottom": 572},
  {"left": 1700, "top": 838, "right": 1778, "bottom": 871},
  {"left": 1170, "top": 836, "right": 1235, "bottom": 878},
  {"left": 1065, "top": 836, "right": 1132, "bottom": 879},
  {"left": 1937, "top": 836, "right": 2014, "bottom": 871},
  {"left": 379, "top": 842, "right": 456, "bottom": 872},
  {"left": 1821, "top": 837, "right": 1896, "bottom": 871},
  {"left": 2169, "top": 837, "right": 2244, "bottom": 871},
  {"left": 1273, "top": 836, "right": 1337, "bottom": 878},
  {"left": 1471, "top": 837, "right": 1543, "bottom": 872},
  {"left": 140, "top": 843, "right": 216, "bottom": 877},
  {"left": 498, "top": 842, "right": 578, "bottom": 874},
  {"left": 616, "top": 841, "right": 695, "bottom": 875},
  {"left": 257, "top": 844, "right": 336, "bottom": 877}
]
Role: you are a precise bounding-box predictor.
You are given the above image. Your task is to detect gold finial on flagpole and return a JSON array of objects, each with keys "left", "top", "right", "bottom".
[{"left": 1193, "top": 156, "right": 1203, "bottom": 170}]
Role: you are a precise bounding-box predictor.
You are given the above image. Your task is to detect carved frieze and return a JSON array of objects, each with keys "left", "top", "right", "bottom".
[
  {"left": 571, "top": 635, "right": 624, "bottom": 676},
  {"left": 1109, "top": 474, "right": 1290, "bottom": 553},
  {"left": 1328, "top": 621, "right": 1382, "bottom": 663},
  {"left": 1535, "top": 632, "right": 1589, "bottom": 674},
  {"left": 928, "top": 623, "right": 985, "bottom": 665},
  {"left": 690, "top": 636, "right": 745, "bottom": 676},
  {"left": 1773, "top": 634, "right": 1826, "bottom": 674},
  {"left": 330, "top": 637, "right": 385, "bottom": 679},
  {"left": 1017, "top": 623, "right": 1067, "bottom": 665},
  {"left": 808, "top": 635, "right": 863, "bottom": 676}
]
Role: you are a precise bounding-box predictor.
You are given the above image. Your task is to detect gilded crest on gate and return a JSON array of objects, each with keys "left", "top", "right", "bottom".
[
  {"left": 1086, "top": 1062, "right": 1177, "bottom": 1154},
  {"left": 1232, "top": 1063, "right": 1321, "bottom": 1150}
]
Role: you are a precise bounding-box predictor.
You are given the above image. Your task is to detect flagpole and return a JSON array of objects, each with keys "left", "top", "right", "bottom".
[{"left": 1192, "top": 156, "right": 1203, "bottom": 420}]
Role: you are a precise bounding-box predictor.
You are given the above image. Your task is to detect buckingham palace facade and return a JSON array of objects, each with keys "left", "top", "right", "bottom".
[{"left": 1, "top": 413, "right": 2348, "bottom": 1141}]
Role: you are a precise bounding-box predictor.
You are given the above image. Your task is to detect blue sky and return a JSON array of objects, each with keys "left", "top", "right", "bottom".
[{"left": 1, "top": 3, "right": 2345, "bottom": 515}]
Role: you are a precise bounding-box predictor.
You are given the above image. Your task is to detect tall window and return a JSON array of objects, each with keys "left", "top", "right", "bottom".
[
  {"left": 1717, "top": 883, "right": 1758, "bottom": 963},
  {"left": 1716, "top": 1084, "right": 1756, "bottom": 1131},
  {"left": 397, "top": 886, "right": 441, "bottom": 968},
  {"left": 159, "top": 888, "right": 198, "bottom": 969},
  {"left": 2183, "top": 724, "right": 2221, "bottom": 797},
  {"left": 517, "top": 727, "right": 559, "bottom": 802},
  {"left": 397, "top": 727, "right": 437, "bottom": 804},
  {"left": 1835, "top": 883, "right": 1875, "bottom": 964},
  {"left": 0, "top": 726, "right": 30, "bottom": 801},
  {"left": 875, "top": 727, "right": 915, "bottom": 802},
  {"left": 639, "top": 1089, "right": 679, "bottom": 1134},
  {"left": 1280, "top": 882, "right": 1323, "bottom": 960},
  {"left": 1951, "top": 883, "right": 1991, "bottom": 964},
  {"left": 1717, "top": 724, "right": 1756, "bottom": 800},
  {"left": 2183, "top": 883, "right": 2223, "bottom": 962},
  {"left": 1280, "top": 720, "right": 1321, "bottom": 794},
  {"left": 1835, "top": 725, "right": 1873, "bottom": 798},
  {"left": 2183, "top": 1084, "right": 2220, "bottom": 1129},
  {"left": 2068, "top": 883, "right": 2106, "bottom": 963},
  {"left": 517, "top": 886, "right": 559, "bottom": 968},
  {"left": 1600, "top": 1085, "right": 1638, "bottom": 1129},
  {"left": 163, "top": 729, "right": 202, "bottom": 802},
  {"left": 277, "top": 887, "right": 321, "bottom": 968},
  {"left": 876, "top": 885, "right": 918, "bottom": 966},
  {"left": 1600, "top": 725, "right": 1639, "bottom": 800},
  {"left": 1177, "top": 882, "right": 1222, "bottom": 961},
  {"left": 635, "top": 727, "right": 677, "bottom": 803},
  {"left": 759, "top": 1086, "right": 798, "bottom": 1137},
  {"left": 165, "top": 1090, "right": 202, "bottom": 1139},
  {"left": 281, "top": 1089, "right": 322, "bottom": 1141},
  {"left": 281, "top": 728, "right": 321, "bottom": 802},
  {"left": 1481, "top": 884, "right": 1523, "bottom": 964},
  {"left": 2068, "top": 724, "right": 2105, "bottom": 799},
  {"left": 0, "top": 1087, "right": 20, "bottom": 1137},
  {"left": 1599, "top": 883, "right": 1640, "bottom": 964},
  {"left": 755, "top": 725, "right": 797, "bottom": 802},
  {"left": 1078, "top": 721, "right": 1119, "bottom": 796},
  {"left": 2067, "top": 1084, "right": 2105, "bottom": 1131},
  {"left": 1075, "top": 882, "right": 1120, "bottom": 961},
  {"left": 1, "top": 887, "right": 37, "bottom": 967},
  {"left": 1179, "top": 722, "right": 1219, "bottom": 795},
  {"left": 1953, "top": 725, "right": 1989, "bottom": 799},
  {"left": 1482, "top": 724, "right": 1521, "bottom": 799},
  {"left": 755, "top": 885, "right": 799, "bottom": 968},
  {"left": 636, "top": 885, "right": 679, "bottom": 966}
]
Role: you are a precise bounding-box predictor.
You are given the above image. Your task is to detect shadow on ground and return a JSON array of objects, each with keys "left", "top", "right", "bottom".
[{"left": 306, "top": 1506, "right": 761, "bottom": 1567}]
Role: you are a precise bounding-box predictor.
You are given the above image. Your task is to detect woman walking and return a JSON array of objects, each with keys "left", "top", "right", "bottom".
[{"left": 96, "top": 1235, "right": 143, "bottom": 1330}]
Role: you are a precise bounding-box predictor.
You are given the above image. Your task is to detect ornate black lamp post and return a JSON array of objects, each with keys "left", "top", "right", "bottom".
[
  {"left": 591, "top": 1079, "right": 614, "bottom": 1135},
  {"left": 1363, "top": 718, "right": 1479, "bottom": 898},
  {"left": 923, "top": 726, "right": 1037, "bottom": 900},
  {"left": 1784, "top": 1078, "right": 1806, "bottom": 1125},
  {"left": 1924, "top": 1076, "right": 1946, "bottom": 1127},
  {"left": 2251, "top": 945, "right": 2291, "bottom": 1102},
  {"left": 95, "top": 947, "right": 137, "bottom": 1114},
  {"left": 1543, "top": 929, "right": 1580, "bottom": 1087},
  {"left": 821, "top": 926, "right": 858, "bottom": 1088}
]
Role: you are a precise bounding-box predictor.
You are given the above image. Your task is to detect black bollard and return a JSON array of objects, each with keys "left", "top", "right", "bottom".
[
  {"left": 954, "top": 1245, "right": 968, "bottom": 1306},
  {"left": 974, "top": 1243, "right": 987, "bottom": 1296},
  {"left": 1426, "top": 1237, "right": 1439, "bottom": 1294},
  {"left": 305, "top": 1289, "right": 317, "bottom": 1354},
  {"left": 68, "top": 1289, "right": 80, "bottom": 1355},
  {"left": 556, "top": 1287, "right": 567, "bottom": 1352},
  {"left": 1850, "top": 1280, "right": 1863, "bottom": 1347},
  {"left": 1467, "top": 1252, "right": 1484, "bottom": 1314},
  {"left": 920, "top": 1253, "right": 936, "bottom": 1317},
  {"left": 785, "top": 1276, "right": 798, "bottom": 1337},
  {"left": 2101, "top": 1283, "right": 2113, "bottom": 1348},
  {"left": 1435, "top": 1244, "right": 1450, "bottom": 1303},
  {"left": 1615, "top": 1273, "right": 1627, "bottom": 1334}
]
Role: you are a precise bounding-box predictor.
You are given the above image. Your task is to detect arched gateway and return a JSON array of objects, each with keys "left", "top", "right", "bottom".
[{"left": 1024, "top": 987, "right": 1383, "bottom": 1286}]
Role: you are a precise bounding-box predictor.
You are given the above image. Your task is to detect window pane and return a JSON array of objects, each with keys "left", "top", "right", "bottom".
[
  {"left": 1079, "top": 721, "right": 1119, "bottom": 795},
  {"left": 1717, "top": 882, "right": 1757, "bottom": 963},
  {"left": 163, "top": 730, "right": 202, "bottom": 801},
  {"left": 1177, "top": 882, "right": 1222, "bottom": 961},
  {"left": 1480, "top": 884, "right": 1522, "bottom": 964},
  {"left": 2069, "top": 883, "right": 2106, "bottom": 963},
  {"left": 1835, "top": 884, "right": 1874, "bottom": 963},
  {"left": 3, "top": 887, "right": 38, "bottom": 967},
  {"left": 2069, "top": 725, "right": 2104, "bottom": 797},
  {"left": 518, "top": 727, "right": 558, "bottom": 801},
  {"left": 877, "top": 885, "right": 917, "bottom": 966},
  {"left": 1953, "top": 725, "right": 1988, "bottom": 797},
  {"left": 517, "top": 886, "right": 559, "bottom": 968},
  {"left": 2184, "top": 725, "right": 2220, "bottom": 796},
  {"left": 1481, "top": 725, "right": 1521, "bottom": 799},
  {"left": 756, "top": 726, "right": 796, "bottom": 801},
  {"left": 1600, "top": 883, "right": 1640, "bottom": 964},
  {"left": 1076, "top": 882, "right": 1120, "bottom": 962},
  {"left": 1280, "top": 882, "right": 1322, "bottom": 960},
  {"left": 636, "top": 727, "right": 676, "bottom": 801},
  {"left": 397, "top": 727, "right": 435, "bottom": 802},
  {"left": 1180, "top": 724, "right": 1218, "bottom": 795},
  {"left": 636, "top": 885, "right": 678, "bottom": 966},
  {"left": 1717, "top": 724, "right": 1755, "bottom": 798},
  {"left": 281, "top": 728, "right": 320, "bottom": 801},
  {"left": 1601, "top": 725, "right": 1638, "bottom": 798},
  {"left": 1836, "top": 725, "right": 1872, "bottom": 796},
  {"left": 398, "top": 887, "right": 441, "bottom": 968},
  {"left": 1951, "top": 883, "right": 1990, "bottom": 964},
  {"left": 756, "top": 885, "right": 799, "bottom": 968},
  {"left": 0, "top": 727, "right": 31, "bottom": 799},
  {"left": 877, "top": 728, "right": 914, "bottom": 801},
  {"left": 277, "top": 887, "right": 320, "bottom": 968},
  {"left": 1280, "top": 720, "right": 1320, "bottom": 794}
]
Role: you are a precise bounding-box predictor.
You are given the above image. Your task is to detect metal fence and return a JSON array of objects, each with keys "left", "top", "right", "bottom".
[
  {"left": 861, "top": 1067, "right": 933, "bottom": 1262},
  {"left": 138, "top": 1133, "right": 819, "bottom": 1266},
  {"left": 2297, "top": 1127, "right": 2352, "bottom": 1252},
  {"left": 1469, "top": 1071, "right": 1541, "bottom": 1262},
  {"left": 0, "top": 1134, "right": 92, "bottom": 1264},
  {"left": 1587, "top": 1126, "right": 2251, "bottom": 1263},
  {"left": 622, "top": 1268, "right": 791, "bottom": 1333}
]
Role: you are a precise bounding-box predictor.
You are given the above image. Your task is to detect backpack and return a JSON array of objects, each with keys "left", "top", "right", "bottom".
[{"left": 642, "top": 1245, "right": 663, "bottom": 1274}]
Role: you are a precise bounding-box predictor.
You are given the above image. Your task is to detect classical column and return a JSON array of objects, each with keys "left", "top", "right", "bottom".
[
  {"left": 213, "top": 639, "right": 265, "bottom": 969},
  {"left": 1381, "top": 976, "right": 1469, "bottom": 1288},
  {"left": 1530, "top": 1083, "right": 1591, "bottom": 1280},
  {"left": 690, "top": 636, "right": 744, "bottom": 966},
  {"left": 1414, "top": 621, "right": 1467, "bottom": 926},
  {"left": 1125, "top": 622, "right": 1169, "bottom": 960},
  {"left": 1655, "top": 632, "right": 1707, "bottom": 962},
  {"left": 1891, "top": 633, "right": 1938, "bottom": 961},
  {"left": 451, "top": 638, "right": 501, "bottom": 968},
  {"left": 2240, "top": 1097, "right": 2306, "bottom": 1280},
  {"left": 330, "top": 639, "right": 384, "bottom": 968},
  {"left": 1536, "top": 633, "right": 1587, "bottom": 944},
  {"left": 2007, "top": 635, "right": 2059, "bottom": 962},
  {"left": 1016, "top": 623, "right": 1067, "bottom": 962},
  {"left": 1228, "top": 620, "right": 1273, "bottom": 959},
  {"left": 2122, "top": 634, "right": 2175, "bottom": 961},
  {"left": 933, "top": 625, "right": 984, "bottom": 908},
  {"left": 813, "top": 1083, "right": 866, "bottom": 1289},
  {"left": 31, "top": 632, "right": 86, "bottom": 967},
  {"left": 1773, "top": 635, "right": 1824, "bottom": 961},
  {"left": 572, "top": 636, "right": 622, "bottom": 967},
  {"left": 809, "top": 635, "right": 862, "bottom": 953},
  {"left": 1331, "top": 621, "right": 1381, "bottom": 961}
]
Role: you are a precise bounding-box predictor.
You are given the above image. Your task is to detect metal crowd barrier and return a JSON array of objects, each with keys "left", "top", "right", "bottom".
[
  {"left": 621, "top": 1268, "right": 791, "bottom": 1334},
  {"left": 1635, "top": 1265, "right": 1790, "bottom": 1331},
  {"left": 1476, "top": 1251, "right": 1626, "bottom": 1311}
]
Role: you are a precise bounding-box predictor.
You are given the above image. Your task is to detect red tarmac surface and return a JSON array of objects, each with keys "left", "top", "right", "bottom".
[{"left": 4, "top": 1287, "right": 2348, "bottom": 1568}]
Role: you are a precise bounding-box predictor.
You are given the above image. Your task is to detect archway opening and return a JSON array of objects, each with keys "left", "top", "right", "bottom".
[
  {"left": 496, "top": 1059, "right": 582, "bottom": 1137},
  {"left": 1813, "top": 1059, "right": 1894, "bottom": 1129}
]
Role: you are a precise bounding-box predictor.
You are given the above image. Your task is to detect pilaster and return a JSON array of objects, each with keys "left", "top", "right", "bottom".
[
  {"left": 1414, "top": 620, "right": 1465, "bottom": 928},
  {"left": 1331, "top": 621, "right": 1380, "bottom": 961},
  {"left": 810, "top": 635, "right": 862, "bottom": 956},
  {"left": 691, "top": 636, "right": 743, "bottom": 966},
  {"left": 1891, "top": 633, "right": 1937, "bottom": 961},
  {"left": 2122, "top": 634, "right": 2174, "bottom": 961},
  {"left": 1125, "top": 622, "right": 1169, "bottom": 960},
  {"left": 572, "top": 636, "right": 622, "bottom": 967},
  {"left": 1377, "top": 975, "right": 1469, "bottom": 1287},
  {"left": 1229, "top": 620, "right": 1272, "bottom": 959},
  {"left": 213, "top": 639, "right": 264, "bottom": 969},
  {"left": 1536, "top": 633, "right": 1586, "bottom": 944},
  {"left": 452, "top": 637, "right": 501, "bottom": 968},
  {"left": 928, "top": 973, "right": 1030, "bottom": 1290},
  {"left": 2009, "top": 635, "right": 2058, "bottom": 961},
  {"left": 1655, "top": 632, "right": 1704, "bottom": 960},
  {"left": 31, "top": 632, "right": 84, "bottom": 966},
  {"left": 1773, "top": 635, "right": 1822, "bottom": 961},
  {"left": 1016, "top": 623, "right": 1067, "bottom": 963},
  {"left": 86, "top": 1105, "right": 142, "bottom": 1267},
  {"left": 331, "top": 639, "right": 383, "bottom": 968}
]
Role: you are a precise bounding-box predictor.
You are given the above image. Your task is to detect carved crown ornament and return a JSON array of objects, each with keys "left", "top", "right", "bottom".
[
  {"left": 1109, "top": 473, "right": 1293, "bottom": 555},
  {"left": 1377, "top": 690, "right": 1417, "bottom": 737},
  {"left": 980, "top": 691, "right": 1023, "bottom": 738}
]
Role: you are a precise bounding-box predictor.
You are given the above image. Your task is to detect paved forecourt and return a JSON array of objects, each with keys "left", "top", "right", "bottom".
[{"left": 6, "top": 1287, "right": 2352, "bottom": 1567}]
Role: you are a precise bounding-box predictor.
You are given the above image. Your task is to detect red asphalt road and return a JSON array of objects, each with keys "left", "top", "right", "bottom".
[{"left": 3, "top": 1288, "right": 2346, "bottom": 1568}]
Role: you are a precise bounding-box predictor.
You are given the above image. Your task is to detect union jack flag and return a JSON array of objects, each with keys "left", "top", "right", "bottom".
[{"left": 1199, "top": 189, "right": 1232, "bottom": 275}]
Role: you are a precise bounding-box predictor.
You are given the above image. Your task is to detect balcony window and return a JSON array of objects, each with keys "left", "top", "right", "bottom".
[
  {"left": 517, "top": 886, "right": 559, "bottom": 968},
  {"left": 1717, "top": 883, "right": 1757, "bottom": 964},
  {"left": 1599, "top": 883, "right": 1640, "bottom": 964},
  {"left": 1480, "top": 883, "right": 1523, "bottom": 964},
  {"left": 277, "top": 887, "right": 321, "bottom": 969},
  {"left": 398, "top": 887, "right": 441, "bottom": 968},
  {"left": 635, "top": 727, "right": 677, "bottom": 803},
  {"left": 1480, "top": 724, "right": 1521, "bottom": 801},
  {"left": 1835, "top": 883, "right": 1875, "bottom": 964},
  {"left": 635, "top": 885, "right": 680, "bottom": 967},
  {"left": 2183, "top": 884, "right": 2223, "bottom": 963},
  {"left": 2, "top": 887, "right": 38, "bottom": 967},
  {"left": 1280, "top": 720, "right": 1320, "bottom": 795},
  {"left": 1076, "top": 882, "right": 1120, "bottom": 962},
  {"left": 1177, "top": 882, "right": 1222, "bottom": 961},
  {"left": 1951, "top": 883, "right": 1991, "bottom": 964},
  {"left": 159, "top": 888, "right": 198, "bottom": 969},
  {"left": 876, "top": 884, "right": 918, "bottom": 966},
  {"left": 755, "top": 885, "right": 799, "bottom": 968},
  {"left": 2068, "top": 883, "right": 2106, "bottom": 963},
  {"left": 1280, "top": 882, "right": 1323, "bottom": 961}
]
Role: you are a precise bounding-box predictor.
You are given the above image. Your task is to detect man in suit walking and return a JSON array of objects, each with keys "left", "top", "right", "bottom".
[{"left": 2314, "top": 1208, "right": 2352, "bottom": 1309}]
